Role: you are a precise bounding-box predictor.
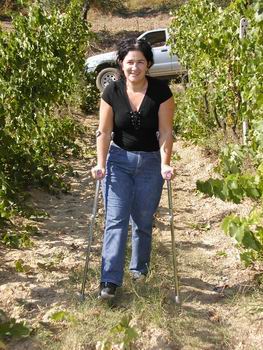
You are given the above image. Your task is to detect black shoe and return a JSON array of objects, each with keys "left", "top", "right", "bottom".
[{"left": 99, "top": 282, "right": 117, "bottom": 300}]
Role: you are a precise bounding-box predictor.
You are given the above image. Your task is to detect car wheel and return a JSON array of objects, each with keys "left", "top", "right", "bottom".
[{"left": 96, "top": 67, "right": 119, "bottom": 91}]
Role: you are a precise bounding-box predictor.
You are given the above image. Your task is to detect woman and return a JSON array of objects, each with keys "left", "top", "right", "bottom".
[{"left": 91, "top": 38, "right": 175, "bottom": 299}]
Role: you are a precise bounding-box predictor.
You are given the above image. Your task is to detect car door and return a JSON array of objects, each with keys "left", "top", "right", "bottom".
[{"left": 138, "top": 29, "right": 172, "bottom": 74}]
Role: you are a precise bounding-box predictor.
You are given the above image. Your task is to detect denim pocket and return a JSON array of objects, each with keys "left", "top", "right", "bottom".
[
  {"left": 108, "top": 144, "right": 125, "bottom": 164},
  {"left": 109, "top": 144, "right": 123, "bottom": 155}
]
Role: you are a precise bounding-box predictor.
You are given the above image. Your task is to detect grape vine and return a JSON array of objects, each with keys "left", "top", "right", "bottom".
[
  {"left": 169, "top": 0, "right": 263, "bottom": 264},
  {"left": 0, "top": 0, "right": 92, "bottom": 225}
]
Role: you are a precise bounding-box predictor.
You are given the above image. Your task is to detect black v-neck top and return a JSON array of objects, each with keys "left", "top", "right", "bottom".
[{"left": 101, "top": 76, "right": 173, "bottom": 151}]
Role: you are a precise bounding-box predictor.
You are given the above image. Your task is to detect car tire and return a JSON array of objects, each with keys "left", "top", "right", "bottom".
[{"left": 96, "top": 67, "right": 119, "bottom": 91}]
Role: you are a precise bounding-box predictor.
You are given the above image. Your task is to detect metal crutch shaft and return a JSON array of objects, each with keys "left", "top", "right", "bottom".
[
  {"left": 80, "top": 179, "right": 100, "bottom": 298},
  {"left": 167, "top": 180, "right": 181, "bottom": 304}
]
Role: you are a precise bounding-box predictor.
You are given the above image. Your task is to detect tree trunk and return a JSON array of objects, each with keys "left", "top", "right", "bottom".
[{"left": 82, "top": 0, "right": 90, "bottom": 21}]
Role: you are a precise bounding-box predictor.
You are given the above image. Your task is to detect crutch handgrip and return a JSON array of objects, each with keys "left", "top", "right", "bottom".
[{"left": 163, "top": 171, "right": 172, "bottom": 180}]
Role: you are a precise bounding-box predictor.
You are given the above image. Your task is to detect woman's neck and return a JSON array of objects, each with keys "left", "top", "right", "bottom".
[{"left": 126, "top": 77, "right": 148, "bottom": 93}]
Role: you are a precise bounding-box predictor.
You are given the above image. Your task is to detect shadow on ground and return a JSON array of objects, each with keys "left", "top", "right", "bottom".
[{"left": 114, "top": 5, "right": 176, "bottom": 18}]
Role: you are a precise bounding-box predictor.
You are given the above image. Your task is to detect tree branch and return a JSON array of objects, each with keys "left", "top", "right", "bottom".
[{"left": 82, "top": 0, "right": 90, "bottom": 21}]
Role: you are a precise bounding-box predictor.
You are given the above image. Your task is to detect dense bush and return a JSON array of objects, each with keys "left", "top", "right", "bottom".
[
  {"left": 0, "top": 0, "right": 92, "bottom": 223},
  {"left": 169, "top": 0, "right": 262, "bottom": 141},
  {"left": 80, "top": 73, "right": 100, "bottom": 114},
  {"left": 169, "top": 0, "right": 263, "bottom": 265}
]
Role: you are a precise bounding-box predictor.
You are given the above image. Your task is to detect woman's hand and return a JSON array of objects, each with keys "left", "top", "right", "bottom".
[
  {"left": 91, "top": 165, "right": 105, "bottom": 180},
  {"left": 161, "top": 164, "right": 175, "bottom": 180}
]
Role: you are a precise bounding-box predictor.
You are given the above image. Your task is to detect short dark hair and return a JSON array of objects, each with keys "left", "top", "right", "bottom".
[{"left": 116, "top": 38, "right": 154, "bottom": 68}]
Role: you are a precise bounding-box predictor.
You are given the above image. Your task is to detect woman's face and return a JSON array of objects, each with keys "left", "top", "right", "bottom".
[{"left": 121, "top": 50, "right": 149, "bottom": 84}]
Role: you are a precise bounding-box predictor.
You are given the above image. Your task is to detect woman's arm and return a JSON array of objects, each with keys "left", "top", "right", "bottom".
[
  {"left": 158, "top": 96, "right": 175, "bottom": 179},
  {"left": 91, "top": 99, "right": 113, "bottom": 179}
]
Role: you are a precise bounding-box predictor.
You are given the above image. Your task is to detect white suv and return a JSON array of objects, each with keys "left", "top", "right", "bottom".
[{"left": 85, "top": 28, "right": 187, "bottom": 91}]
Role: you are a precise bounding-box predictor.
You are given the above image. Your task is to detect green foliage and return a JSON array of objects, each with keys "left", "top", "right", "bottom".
[
  {"left": 169, "top": 0, "right": 263, "bottom": 267},
  {"left": 14, "top": 259, "right": 32, "bottom": 273},
  {"left": 251, "top": 119, "right": 263, "bottom": 164},
  {"left": 0, "top": 0, "right": 25, "bottom": 18},
  {"left": 35, "top": 0, "right": 71, "bottom": 12},
  {"left": 196, "top": 144, "right": 263, "bottom": 203},
  {"left": 97, "top": 314, "right": 139, "bottom": 350},
  {"left": 169, "top": 0, "right": 263, "bottom": 142},
  {"left": 0, "top": 0, "right": 92, "bottom": 222},
  {"left": 197, "top": 170, "right": 263, "bottom": 204},
  {"left": 173, "top": 87, "right": 216, "bottom": 141},
  {"left": 50, "top": 310, "right": 76, "bottom": 323},
  {"left": 222, "top": 209, "right": 263, "bottom": 265},
  {"left": 0, "top": 309, "right": 30, "bottom": 341},
  {"left": 196, "top": 141, "right": 263, "bottom": 265},
  {"left": 80, "top": 73, "right": 100, "bottom": 114},
  {"left": 215, "top": 143, "right": 247, "bottom": 176},
  {"left": 1, "top": 222, "right": 39, "bottom": 248},
  {"left": 195, "top": 120, "right": 263, "bottom": 266},
  {"left": 1, "top": 231, "right": 33, "bottom": 248}
]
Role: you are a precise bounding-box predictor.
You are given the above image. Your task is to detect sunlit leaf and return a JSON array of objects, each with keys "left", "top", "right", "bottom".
[{"left": 50, "top": 310, "right": 75, "bottom": 322}]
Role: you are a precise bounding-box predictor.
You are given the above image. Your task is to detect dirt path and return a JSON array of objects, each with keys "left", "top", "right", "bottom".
[
  {"left": 1, "top": 114, "right": 262, "bottom": 349},
  {"left": 156, "top": 141, "right": 262, "bottom": 349},
  {"left": 0, "top": 116, "right": 99, "bottom": 349}
]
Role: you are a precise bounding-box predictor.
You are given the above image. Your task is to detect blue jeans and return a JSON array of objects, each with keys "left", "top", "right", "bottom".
[{"left": 101, "top": 143, "right": 164, "bottom": 286}]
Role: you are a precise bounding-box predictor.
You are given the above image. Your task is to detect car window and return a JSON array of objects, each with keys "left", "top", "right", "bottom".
[{"left": 141, "top": 31, "right": 166, "bottom": 48}]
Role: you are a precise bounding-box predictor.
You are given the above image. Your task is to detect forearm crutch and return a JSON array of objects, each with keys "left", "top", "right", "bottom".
[
  {"left": 167, "top": 179, "right": 181, "bottom": 305},
  {"left": 79, "top": 180, "right": 100, "bottom": 300}
]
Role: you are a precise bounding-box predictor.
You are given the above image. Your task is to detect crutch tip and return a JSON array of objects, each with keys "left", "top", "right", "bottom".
[
  {"left": 175, "top": 295, "right": 181, "bottom": 304},
  {"left": 76, "top": 292, "right": 85, "bottom": 302}
]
